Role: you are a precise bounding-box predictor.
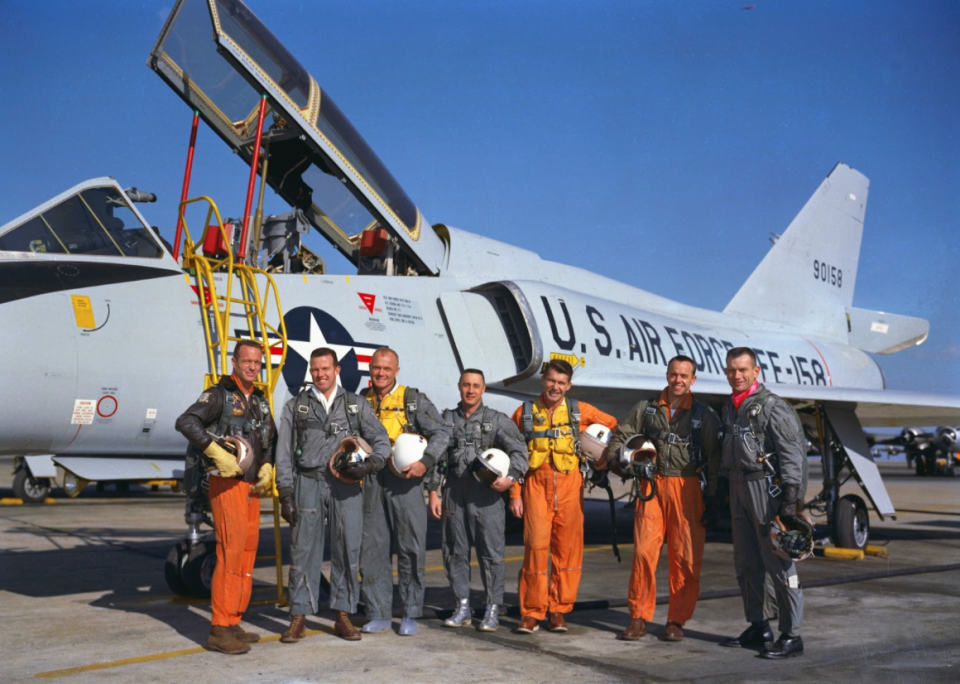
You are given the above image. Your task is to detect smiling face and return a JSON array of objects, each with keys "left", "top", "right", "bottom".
[
  {"left": 540, "top": 368, "right": 572, "bottom": 408},
  {"left": 665, "top": 359, "right": 697, "bottom": 401},
  {"left": 310, "top": 353, "right": 340, "bottom": 396},
  {"left": 370, "top": 349, "right": 399, "bottom": 396},
  {"left": 725, "top": 352, "right": 759, "bottom": 394},
  {"left": 232, "top": 343, "right": 263, "bottom": 388},
  {"left": 458, "top": 371, "right": 486, "bottom": 412}
]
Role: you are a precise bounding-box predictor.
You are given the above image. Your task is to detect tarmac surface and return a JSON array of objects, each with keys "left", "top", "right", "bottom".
[{"left": 1, "top": 456, "right": 958, "bottom": 683}]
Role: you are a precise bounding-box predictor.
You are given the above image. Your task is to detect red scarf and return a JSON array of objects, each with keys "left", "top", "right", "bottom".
[{"left": 731, "top": 380, "right": 759, "bottom": 410}]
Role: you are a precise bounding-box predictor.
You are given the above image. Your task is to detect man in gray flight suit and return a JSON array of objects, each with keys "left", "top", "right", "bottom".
[
  {"left": 359, "top": 347, "right": 451, "bottom": 636},
  {"left": 720, "top": 347, "right": 806, "bottom": 659},
  {"left": 275, "top": 347, "right": 390, "bottom": 643},
  {"left": 428, "top": 368, "right": 528, "bottom": 632}
]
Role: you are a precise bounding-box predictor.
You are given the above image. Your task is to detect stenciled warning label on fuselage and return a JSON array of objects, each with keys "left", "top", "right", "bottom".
[
  {"left": 71, "top": 399, "right": 96, "bottom": 425},
  {"left": 383, "top": 296, "right": 423, "bottom": 326}
]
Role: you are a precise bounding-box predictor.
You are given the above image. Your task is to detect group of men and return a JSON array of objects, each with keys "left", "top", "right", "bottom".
[{"left": 177, "top": 340, "right": 807, "bottom": 660}]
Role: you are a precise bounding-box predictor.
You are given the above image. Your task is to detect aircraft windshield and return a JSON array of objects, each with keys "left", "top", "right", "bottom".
[
  {"left": 312, "top": 93, "right": 419, "bottom": 231},
  {"left": 214, "top": 0, "right": 311, "bottom": 109},
  {"left": 0, "top": 187, "right": 164, "bottom": 259},
  {"left": 157, "top": 0, "right": 263, "bottom": 124}
]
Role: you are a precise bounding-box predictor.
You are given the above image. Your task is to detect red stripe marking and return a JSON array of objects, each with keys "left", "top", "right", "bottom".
[{"left": 802, "top": 337, "right": 833, "bottom": 386}]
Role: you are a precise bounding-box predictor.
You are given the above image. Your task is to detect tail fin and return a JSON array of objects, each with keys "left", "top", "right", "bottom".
[{"left": 723, "top": 162, "right": 868, "bottom": 341}]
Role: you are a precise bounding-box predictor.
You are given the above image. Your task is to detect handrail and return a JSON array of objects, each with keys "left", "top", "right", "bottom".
[{"left": 176, "top": 194, "right": 289, "bottom": 606}]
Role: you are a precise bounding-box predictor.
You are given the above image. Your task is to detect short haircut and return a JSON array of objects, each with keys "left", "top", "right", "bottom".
[
  {"left": 233, "top": 339, "right": 263, "bottom": 359},
  {"left": 460, "top": 368, "right": 485, "bottom": 383},
  {"left": 542, "top": 359, "right": 574, "bottom": 380},
  {"left": 726, "top": 346, "right": 757, "bottom": 366},
  {"left": 310, "top": 347, "right": 339, "bottom": 365},
  {"left": 371, "top": 346, "right": 399, "bottom": 364},
  {"left": 667, "top": 355, "right": 697, "bottom": 376}
]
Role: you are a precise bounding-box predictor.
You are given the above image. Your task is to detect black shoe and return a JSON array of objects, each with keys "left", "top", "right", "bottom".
[
  {"left": 721, "top": 621, "right": 774, "bottom": 648},
  {"left": 761, "top": 635, "right": 803, "bottom": 659}
]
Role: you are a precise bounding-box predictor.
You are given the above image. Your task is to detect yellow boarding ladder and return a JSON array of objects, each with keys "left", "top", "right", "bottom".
[{"left": 178, "top": 197, "right": 289, "bottom": 606}]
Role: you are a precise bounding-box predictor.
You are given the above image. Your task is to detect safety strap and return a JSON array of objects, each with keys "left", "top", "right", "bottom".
[
  {"left": 446, "top": 407, "right": 493, "bottom": 451},
  {"left": 640, "top": 398, "right": 689, "bottom": 446},
  {"left": 523, "top": 398, "right": 581, "bottom": 449},
  {"left": 404, "top": 386, "right": 419, "bottom": 431},
  {"left": 521, "top": 400, "right": 534, "bottom": 437},
  {"left": 569, "top": 398, "right": 581, "bottom": 456},
  {"left": 294, "top": 387, "right": 361, "bottom": 456},
  {"left": 214, "top": 385, "right": 265, "bottom": 441},
  {"left": 363, "top": 385, "right": 419, "bottom": 432},
  {"left": 746, "top": 395, "right": 782, "bottom": 499},
  {"left": 747, "top": 396, "right": 776, "bottom": 447},
  {"left": 688, "top": 402, "right": 707, "bottom": 491}
]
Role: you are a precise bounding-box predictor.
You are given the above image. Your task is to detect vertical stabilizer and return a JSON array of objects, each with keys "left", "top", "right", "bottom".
[{"left": 723, "top": 163, "right": 869, "bottom": 341}]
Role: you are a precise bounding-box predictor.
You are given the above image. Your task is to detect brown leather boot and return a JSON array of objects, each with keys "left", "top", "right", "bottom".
[
  {"left": 516, "top": 616, "right": 540, "bottom": 634},
  {"left": 547, "top": 612, "right": 568, "bottom": 633},
  {"left": 207, "top": 625, "right": 251, "bottom": 655},
  {"left": 230, "top": 624, "right": 260, "bottom": 643},
  {"left": 663, "top": 622, "right": 684, "bottom": 642},
  {"left": 334, "top": 611, "right": 362, "bottom": 641},
  {"left": 619, "top": 618, "right": 647, "bottom": 641},
  {"left": 280, "top": 615, "right": 306, "bottom": 644}
]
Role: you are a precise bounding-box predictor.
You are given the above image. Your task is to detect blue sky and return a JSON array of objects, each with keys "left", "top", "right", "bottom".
[{"left": 1, "top": 0, "right": 958, "bottom": 395}]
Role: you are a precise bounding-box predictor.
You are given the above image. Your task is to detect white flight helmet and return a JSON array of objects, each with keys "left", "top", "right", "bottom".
[
  {"left": 471, "top": 448, "right": 511, "bottom": 487},
  {"left": 222, "top": 435, "right": 255, "bottom": 474},
  {"left": 579, "top": 423, "right": 612, "bottom": 461},
  {"left": 390, "top": 433, "right": 428, "bottom": 476},
  {"left": 332, "top": 436, "right": 372, "bottom": 481},
  {"left": 618, "top": 434, "right": 657, "bottom": 466}
]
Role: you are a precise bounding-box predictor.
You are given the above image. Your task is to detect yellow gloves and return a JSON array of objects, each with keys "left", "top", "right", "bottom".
[
  {"left": 254, "top": 463, "right": 274, "bottom": 495},
  {"left": 203, "top": 441, "right": 243, "bottom": 478}
]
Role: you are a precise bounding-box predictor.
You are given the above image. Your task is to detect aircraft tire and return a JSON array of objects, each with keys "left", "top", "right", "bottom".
[
  {"left": 13, "top": 469, "right": 50, "bottom": 504},
  {"left": 164, "top": 540, "right": 191, "bottom": 596},
  {"left": 835, "top": 495, "right": 869, "bottom": 550},
  {"left": 182, "top": 541, "right": 216, "bottom": 598}
]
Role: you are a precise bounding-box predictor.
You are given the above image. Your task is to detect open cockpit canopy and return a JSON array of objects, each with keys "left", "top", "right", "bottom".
[{"left": 148, "top": 0, "right": 446, "bottom": 275}]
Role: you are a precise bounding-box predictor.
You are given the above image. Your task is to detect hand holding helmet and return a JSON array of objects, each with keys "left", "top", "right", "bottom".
[
  {"left": 580, "top": 423, "right": 612, "bottom": 466},
  {"left": 617, "top": 435, "right": 658, "bottom": 502},
  {"left": 771, "top": 512, "right": 815, "bottom": 561},
  {"left": 471, "top": 448, "right": 511, "bottom": 489},
  {"left": 203, "top": 433, "right": 254, "bottom": 478},
  {"left": 331, "top": 436, "right": 373, "bottom": 483},
  {"left": 778, "top": 483, "right": 800, "bottom": 528},
  {"left": 390, "top": 433, "right": 428, "bottom": 479}
]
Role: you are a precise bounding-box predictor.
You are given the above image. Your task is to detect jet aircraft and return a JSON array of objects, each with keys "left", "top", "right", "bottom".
[{"left": 2, "top": 0, "right": 959, "bottom": 587}]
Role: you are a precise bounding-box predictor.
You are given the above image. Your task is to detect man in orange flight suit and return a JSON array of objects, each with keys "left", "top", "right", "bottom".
[
  {"left": 600, "top": 355, "right": 721, "bottom": 642},
  {"left": 176, "top": 340, "right": 277, "bottom": 655},
  {"left": 510, "top": 359, "right": 617, "bottom": 634}
]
